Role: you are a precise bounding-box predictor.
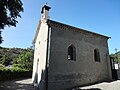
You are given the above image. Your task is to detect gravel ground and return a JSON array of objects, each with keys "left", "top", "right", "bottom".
[
  {"left": 73, "top": 80, "right": 120, "bottom": 90},
  {"left": 0, "top": 78, "right": 33, "bottom": 90},
  {"left": 0, "top": 78, "right": 120, "bottom": 90}
]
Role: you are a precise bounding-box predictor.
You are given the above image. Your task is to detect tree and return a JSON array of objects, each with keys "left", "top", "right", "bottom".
[
  {"left": 13, "top": 48, "right": 34, "bottom": 71},
  {"left": 110, "top": 51, "right": 120, "bottom": 63},
  {"left": 0, "top": 0, "right": 24, "bottom": 43},
  {"left": 0, "top": 54, "right": 12, "bottom": 66},
  {"left": 0, "top": 31, "right": 3, "bottom": 44}
]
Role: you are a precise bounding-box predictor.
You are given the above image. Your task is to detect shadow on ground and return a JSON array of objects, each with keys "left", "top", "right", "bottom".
[{"left": 0, "top": 78, "right": 33, "bottom": 90}]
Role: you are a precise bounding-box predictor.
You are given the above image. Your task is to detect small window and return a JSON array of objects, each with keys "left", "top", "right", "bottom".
[
  {"left": 94, "top": 48, "right": 100, "bottom": 62},
  {"left": 68, "top": 45, "right": 76, "bottom": 61}
]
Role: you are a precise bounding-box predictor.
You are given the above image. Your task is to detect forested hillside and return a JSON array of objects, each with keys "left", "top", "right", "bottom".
[
  {"left": 0, "top": 47, "right": 34, "bottom": 70},
  {"left": 110, "top": 51, "right": 120, "bottom": 63},
  {"left": 0, "top": 47, "right": 34, "bottom": 80}
]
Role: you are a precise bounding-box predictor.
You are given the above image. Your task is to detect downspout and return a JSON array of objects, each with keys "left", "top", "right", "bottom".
[
  {"left": 107, "top": 38, "right": 112, "bottom": 80},
  {"left": 45, "top": 25, "right": 51, "bottom": 90}
]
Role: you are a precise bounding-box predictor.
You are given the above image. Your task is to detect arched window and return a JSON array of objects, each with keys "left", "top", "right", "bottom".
[
  {"left": 94, "top": 48, "right": 100, "bottom": 62},
  {"left": 68, "top": 45, "right": 76, "bottom": 61}
]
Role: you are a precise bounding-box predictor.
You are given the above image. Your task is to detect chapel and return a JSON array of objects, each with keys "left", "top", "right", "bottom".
[{"left": 32, "top": 5, "right": 112, "bottom": 90}]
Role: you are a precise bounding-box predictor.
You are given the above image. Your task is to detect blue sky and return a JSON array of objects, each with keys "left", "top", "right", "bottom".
[{"left": 1, "top": 0, "right": 120, "bottom": 54}]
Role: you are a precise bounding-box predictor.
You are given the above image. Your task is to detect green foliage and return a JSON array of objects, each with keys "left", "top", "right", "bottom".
[
  {"left": 0, "top": 31, "right": 3, "bottom": 44},
  {"left": 0, "top": 47, "right": 34, "bottom": 81},
  {"left": 13, "top": 48, "right": 34, "bottom": 71},
  {"left": 0, "top": 47, "right": 34, "bottom": 70},
  {"left": 0, "top": 0, "right": 24, "bottom": 44},
  {"left": 0, "top": 64, "right": 5, "bottom": 69},
  {"left": 110, "top": 51, "right": 120, "bottom": 63},
  {"left": 0, "top": 67, "right": 32, "bottom": 81},
  {"left": 0, "top": 47, "right": 29, "bottom": 66},
  {"left": 0, "top": 0, "right": 24, "bottom": 29},
  {"left": 0, "top": 54, "right": 11, "bottom": 66}
]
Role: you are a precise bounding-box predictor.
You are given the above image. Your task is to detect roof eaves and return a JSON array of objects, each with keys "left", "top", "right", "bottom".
[
  {"left": 33, "top": 20, "right": 41, "bottom": 43},
  {"left": 48, "top": 20, "right": 110, "bottom": 39}
]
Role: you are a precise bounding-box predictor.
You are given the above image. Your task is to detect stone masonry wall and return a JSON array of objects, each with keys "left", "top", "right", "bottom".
[{"left": 47, "top": 23, "right": 112, "bottom": 90}]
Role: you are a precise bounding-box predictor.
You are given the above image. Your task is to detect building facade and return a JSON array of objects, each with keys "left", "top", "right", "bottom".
[{"left": 32, "top": 5, "right": 112, "bottom": 90}]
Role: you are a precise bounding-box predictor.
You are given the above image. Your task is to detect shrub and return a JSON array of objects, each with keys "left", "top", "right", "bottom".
[
  {"left": 0, "top": 67, "right": 32, "bottom": 81},
  {"left": 0, "top": 64, "right": 5, "bottom": 69},
  {"left": 13, "top": 49, "right": 33, "bottom": 71}
]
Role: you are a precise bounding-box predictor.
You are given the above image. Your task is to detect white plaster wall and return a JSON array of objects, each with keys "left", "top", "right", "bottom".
[{"left": 32, "top": 22, "right": 49, "bottom": 89}]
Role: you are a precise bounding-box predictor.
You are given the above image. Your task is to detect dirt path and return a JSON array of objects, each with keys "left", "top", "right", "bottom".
[
  {"left": 0, "top": 78, "right": 33, "bottom": 90},
  {"left": 1, "top": 78, "right": 120, "bottom": 90}
]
